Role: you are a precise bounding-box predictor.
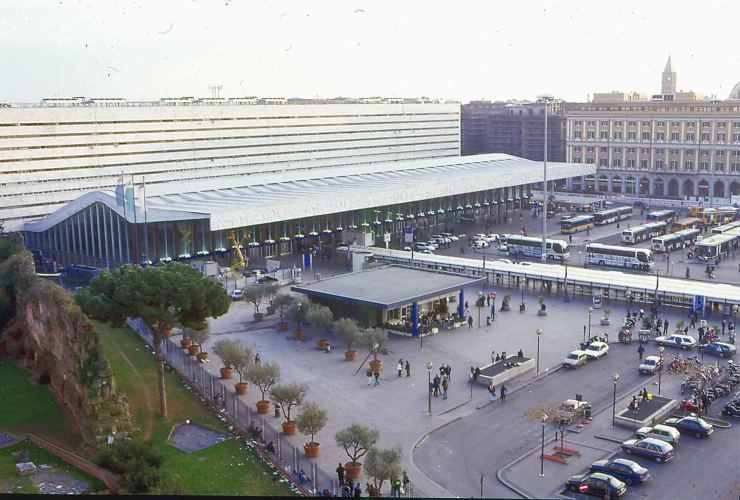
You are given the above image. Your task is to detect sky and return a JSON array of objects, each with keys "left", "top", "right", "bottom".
[{"left": 2, "top": 0, "right": 739, "bottom": 103}]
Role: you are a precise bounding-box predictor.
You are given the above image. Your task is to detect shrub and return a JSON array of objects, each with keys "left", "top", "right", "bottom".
[{"left": 95, "top": 440, "right": 165, "bottom": 493}]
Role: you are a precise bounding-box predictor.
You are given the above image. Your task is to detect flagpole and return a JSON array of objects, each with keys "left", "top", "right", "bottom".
[{"left": 143, "top": 176, "right": 149, "bottom": 264}]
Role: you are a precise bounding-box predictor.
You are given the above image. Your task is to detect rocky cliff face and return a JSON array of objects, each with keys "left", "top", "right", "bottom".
[{"left": 1, "top": 251, "right": 133, "bottom": 445}]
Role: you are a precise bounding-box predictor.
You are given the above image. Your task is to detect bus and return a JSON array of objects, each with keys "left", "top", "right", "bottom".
[
  {"left": 593, "top": 206, "right": 633, "bottom": 225},
  {"left": 711, "top": 220, "right": 740, "bottom": 235},
  {"left": 560, "top": 215, "right": 595, "bottom": 234},
  {"left": 646, "top": 210, "right": 676, "bottom": 223},
  {"left": 504, "top": 234, "right": 570, "bottom": 261},
  {"left": 672, "top": 217, "right": 702, "bottom": 233},
  {"left": 621, "top": 222, "right": 668, "bottom": 244},
  {"left": 693, "top": 233, "right": 738, "bottom": 260},
  {"left": 586, "top": 243, "right": 654, "bottom": 271},
  {"left": 689, "top": 206, "right": 738, "bottom": 225},
  {"left": 651, "top": 228, "right": 701, "bottom": 253}
]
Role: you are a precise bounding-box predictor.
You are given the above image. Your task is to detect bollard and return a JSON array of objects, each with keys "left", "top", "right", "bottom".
[
  {"left": 293, "top": 446, "right": 298, "bottom": 475},
  {"left": 311, "top": 462, "right": 318, "bottom": 494},
  {"left": 277, "top": 433, "right": 282, "bottom": 462}
]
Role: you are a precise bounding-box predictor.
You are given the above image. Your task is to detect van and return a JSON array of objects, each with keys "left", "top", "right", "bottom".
[{"left": 636, "top": 424, "right": 681, "bottom": 444}]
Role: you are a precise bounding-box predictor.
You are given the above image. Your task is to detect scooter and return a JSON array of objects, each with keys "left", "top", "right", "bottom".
[{"left": 680, "top": 399, "right": 700, "bottom": 412}]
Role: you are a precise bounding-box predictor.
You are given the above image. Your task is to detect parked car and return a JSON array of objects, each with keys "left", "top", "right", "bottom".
[
  {"left": 440, "top": 232, "right": 459, "bottom": 241},
  {"left": 497, "top": 258, "right": 514, "bottom": 264},
  {"left": 635, "top": 424, "right": 681, "bottom": 444},
  {"left": 654, "top": 334, "right": 697, "bottom": 350},
  {"left": 621, "top": 437, "right": 674, "bottom": 463},
  {"left": 486, "top": 233, "right": 500, "bottom": 242},
  {"left": 563, "top": 350, "right": 588, "bottom": 369},
  {"left": 565, "top": 472, "right": 627, "bottom": 497},
  {"left": 638, "top": 355, "right": 663, "bottom": 375},
  {"left": 229, "top": 289, "right": 244, "bottom": 301},
  {"left": 585, "top": 341, "right": 609, "bottom": 360},
  {"left": 473, "top": 240, "right": 489, "bottom": 249},
  {"left": 424, "top": 240, "right": 439, "bottom": 249},
  {"left": 663, "top": 415, "right": 714, "bottom": 438},
  {"left": 589, "top": 458, "right": 650, "bottom": 485},
  {"left": 698, "top": 341, "right": 736, "bottom": 358},
  {"left": 414, "top": 242, "right": 435, "bottom": 252},
  {"left": 418, "top": 249, "right": 434, "bottom": 254}
]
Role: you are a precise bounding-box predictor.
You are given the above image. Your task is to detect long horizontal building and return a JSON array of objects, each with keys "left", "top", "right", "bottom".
[
  {"left": 0, "top": 97, "right": 461, "bottom": 231},
  {"left": 23, "top": 154, "right": 594, "bottom": 270}
]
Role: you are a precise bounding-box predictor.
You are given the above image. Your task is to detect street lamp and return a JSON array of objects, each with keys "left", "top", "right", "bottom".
[
  {"left": 537, "top": 94, "right": 554, "bottom": 264},
  {"left": 539, "top": 413, "right": 548, "bottom": 477},
  {"left": 588, "top": 307, "right": 593, "bottom": 341},
  {"left": 626, "top": 291, "right": 633, "bottom": 315},
  {"left": 536, "top": 328, "right": 543, "bottom": 375},
  {"left": 426, "top": 361, "right": 433, "bottom": 415},
  {"left": 612, "top": 373, "right": 620, "bottom": 427},
  {"left": 658, "top": 346, "right": 665, "bottom": 395},
  {"left": 477, "top": 290, "right": 483, "bottom": 328}
]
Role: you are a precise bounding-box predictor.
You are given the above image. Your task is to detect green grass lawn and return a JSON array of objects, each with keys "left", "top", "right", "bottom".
[
  {"left": 95, "top": 322, "right": 295, "bottom": 496},
  {"left": 0, "top": 360, "right": 76, "bottom": 444}
]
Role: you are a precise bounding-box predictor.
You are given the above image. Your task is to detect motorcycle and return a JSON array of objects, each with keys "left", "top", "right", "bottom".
[{"left": 680, "top": 399, "right": 700, "bottom": 412}]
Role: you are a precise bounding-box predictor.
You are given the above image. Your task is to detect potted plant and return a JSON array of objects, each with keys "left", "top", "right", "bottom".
[
  {"left": 232, "top": 343, "right": 253, "bottom": 396},
  {"left": 362, "top": 328, "right": 388, "bottom": 374},
  {"left": 600, "top": 309, "right": 611, "bottom": 326},
  {"left": 213, "top": 339, "right": 239, "bottom": 379},
  {"left": 500, "top": 294, "right": 511, "bottom": 312},
  {"left": 364, "top": 446, "right": 402, "bottom": 493},
  {"left": 248, "top": 362, "right": 281, "bottom": 414},
  {"left": 287, "top": 297, "right": 310, "bottom": 340},
  {"left": 307, "top": 304, "right": 334, "bottom": 351},
  {"left": 185, "top": 327, "right": 210, "bottom": 360},
  {"left": 335, "top": 424, "right": 379, "bottom": 481},
  {"left": 296, "top": 401, "right": 328, "bottom": 458},
  {"left": 271, "top": 383, "right": 308, "bottom": 435},
  {"left": 180, "top": 330, "right": 192, "bottom": 349},
  {"left": 334, "top": 318, "right": 361, "bottom": 361},
  {"left": 244, "top": 285, "right": 266, "bottom": 322},
  {"left": 537, "top": 296, "right": 547, "bottom": 316},
  {"left": 273, "top": 294, "right": 294, "bottom": 331},
  {"left": 263, "top": 282, "right": 280, "bottom": 315}
]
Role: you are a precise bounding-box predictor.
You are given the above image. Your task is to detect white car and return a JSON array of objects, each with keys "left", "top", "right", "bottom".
[
  {"left": 414, "top": 243, "right": 435, "bottom": 252},
  {"left": 655, "top": 334, "right": 697, "bottom": 350},
  {"left": 229, "top": 289, "right": 244, "bottom": 301},
  {"left": 585, "top": 341, "right": 609, "bottom": 359},
  {"left": 473, "top": 240, "right": 489, "bottom": 249},
  {"left": 497, "top": 258, "right": 514, "bottom": 264},
  {"left": 440, "top": 233, "right": 459, "bottom": 242},
  {"left": 431, "top": 234, "right": 452, "bottom": 244},
  {"left": 563, "top": 350, "right": 588, "bottom": 369},
  {"left": 486, "top": 233, "right": 500, "bottom": 242},
  {"left": 638, "top": 355, "right": 663, "bottom": 375},
  {"left": 636, "top": 424, "right": 681, "bottom": 444}
]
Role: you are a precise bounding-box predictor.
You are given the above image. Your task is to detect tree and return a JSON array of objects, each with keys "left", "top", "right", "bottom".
[
  {"left": 334, "top": 318, "right": 361, "bottom": 352},
  {"left": 184, "top": 326, "right": 210, "bottom": 353},
  {"left": 95, "top": 440, "right": 165, "bottom": 494},
  {"left": 361, "top": 327, "right": 388, "bottom": 360},
  {"left": 262, "top": 281, "right": 281, "bottom": 312},
  {"left": 273, "top": 293, "right": 294, "bottom": 324},
  {"left": 76, "top": 263, "right": 230, "bottom": 417},
  {"left": 296, "top": 401, "right": 328, "bottom": 445},
  {"left": 248, "top": 362, "right": 281, "bottom": 403},
  {"left": 335, "top": 424, "right": 379, "bottom": 466},
  {"left": 271, "top": 383, "right": 308, "bottom": 423},
  {"left": 364, "top": 446, "right": 402, "bottom": 491},
  {"left": 244, "top": 285, "right": 266, "bottom": 314},
  {"left": 213, "top": 339, "right": 240, "bottom": 369},
  {"left": 286, "top": 297, "right": 311, "bottom": 330},
  {"left": 523, "top": 401, "right": 587, "bottom": 452},
  {"left": 232, "top": 343, "right": 253, "bottom": 383},
  {"left": 307, "top": 304, "right": 334, "bottom": 337}
]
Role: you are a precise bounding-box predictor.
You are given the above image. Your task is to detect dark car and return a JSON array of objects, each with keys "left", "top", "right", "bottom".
[
  {"left": 621, "top": 438, "right": 674, "bottom": 463},
  {"left": 565, "top": 472, "right": 627, "bottom": 497},
  {"left": 590, "top": 458, "right": 650, "bottom": 485},
  {"left": 663, "top": 415, "right": 714, "bottom": 438},
  {"left": 698, "top": 341, "right": 736, "bottom": 358}
]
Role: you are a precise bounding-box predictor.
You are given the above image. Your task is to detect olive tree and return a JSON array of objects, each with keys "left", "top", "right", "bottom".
[
  {"left": 270, "top": 382, "right": 308, "bottom": 423},
  {"left": 335, "top": 424, "right": 379, "bottom": 467},
  {"left": 248, "top": 362, "right": 281, "bottom": 404},
  {"left": 364, "top": 446, "right": 402, "bottom": 491},
  {"left": 296, "top": 401, "right": 328, "bottom": 446},
  {"left": 307, "top": 304, "right": 334, "bottom": 336},
  {"left": 334, "top": 318, "right": 361, "bottom": 353}
]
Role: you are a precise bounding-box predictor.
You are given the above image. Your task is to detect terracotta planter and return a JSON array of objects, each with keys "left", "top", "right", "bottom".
[
  {"left": 254, "top": 312, "right": 264, "bottom": 322},
  {"left": 180, "top": 339, "right": 192, "bottom": 349},
  {"left": 256, "top": 400, "right": 271, "bottom": 414},
  {"left": 369, "top": 359, "right": 383, "bottom": 373},
  {"left": 278, "top": 322, "right": 289, "bottom": 331},
  {"left": 235, "top": 382, "right": 249, "bottom": 396},
  {"left": 344, "top": 350, "right": 357, "bottom": 361},
  {"left": 220, "top": 367, "right": 234, "bottom": 379},
  {"left": 304, "top": 442, "right": 320, "bottom": 458},
  {"left": 282, "top": 420, "right": 298, "bottom": 435},
  {"left": 196, "top": 352, "right": 209, "bottom": 362},
  {"left": 344, "top": 462, "right": 362, "bottom": 480},
  {"left": 317, "top": 339, "right": 329, "bottom": 351},
  {"left": 293, "top": 328, "right": 304, "bottom": 341},
  {"left": 187, "top": 345, "right": 200, "bottom": 356}
]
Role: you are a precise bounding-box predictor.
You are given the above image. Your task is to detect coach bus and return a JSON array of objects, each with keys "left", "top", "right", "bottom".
[
  {"left": 672, "top": 217, "right": 702, "bottom": 233},
  {"left": 560, "top": 215, "right": 595, "bottom": 234},
  {"left": 586, "top": 243, "right": 654, "bottom": 271},
  {"left": 646, "top": 209, "right": 676, "bottom": 223},
  {"left": 621, "top": 222, "right": 668, "bottom": 244},
  {"left": 593, "top": 206, "right": 633, "bottom": 225},
  {"left": 651, "top": 228, "right": 701, "bottom": 253},
  {"left": 693, "top": 233, "right": 738, "bottom": 260},
  {"left": 711, "top": 220, "right": 740, "bottom": 235},
  {"left": 504, "top": 234, "right": 570, "bottom": 261},
  {"left": 690, "top": 206, "right": 738, "bottom": 225}
]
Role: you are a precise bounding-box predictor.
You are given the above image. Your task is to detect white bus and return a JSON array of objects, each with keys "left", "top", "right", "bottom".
[
  {"left": 593, "top": 206, "right": 633, "bottom": 225},
  {"left": 651, "top": 228, "right": 701, "bottom": 253},
  {"left": 693, "top": 233, "right": 738, "bottom": 260},
  {"left": 621, "top": 222, "right": 668, "bottom": 244},
  {"left": 711, "top": 220, "right": 740, "bottom": 235},
  {"left": 504, "top": 234, "right": 570, "bottom": 261},
  {"left": 586, "top": 243, "right": 654, "bottom": 271}
]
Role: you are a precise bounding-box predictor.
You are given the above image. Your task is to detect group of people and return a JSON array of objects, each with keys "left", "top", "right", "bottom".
[
  {"left": 430, "top": 363, "right": 453, "bottom": 399},
  {"left": 325, "top": 463, "right": 409, "bottom": 497},
  {"left": 396, "top": 358, "right": 411, "bottom": 377},
  {"left": 487, "top": 381, "right": 508, "bottom": 403}
]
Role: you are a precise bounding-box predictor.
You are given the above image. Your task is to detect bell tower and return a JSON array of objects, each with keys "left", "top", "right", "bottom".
[{"left": 661, "top": 56, "right": 676, "bottom": 96}]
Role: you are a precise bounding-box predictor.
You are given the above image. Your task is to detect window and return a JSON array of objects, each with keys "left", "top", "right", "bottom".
[
  {"left": 641, "top": 159, "right": 649, "bottom": 169},
  {"left": 574, "top": 146, "right": 582, "bottom": 152},
  {"left": 716, "top": 162, "right": 724, "bottom": 172},
  {"left": 670, "top": 160, "right": 678, "bottom": 169},
  {"left": 734, "top": 133, "right": 740, "bottom": 142},
  {"left": 671, "top": 121, "right": 680, "bottom": 127},
  {"left": 642, "top": 148, "right": 650, "bottom": 154},
  {"left": 628, "top": 148, "right": 636, "bottom": 154},
  {"left": 626, "top": 159, "right": 635, "bottom": 168},
  {"left": 600, "top": 131, "right": 609, "bottom": 139},
  {"left": 586, "top": 157, "right": 594, "bottom": 164},
  {"left": 642, "top": 132, "right": 651, "bottom": 140},
  {"left": 574, "top": 131, "right": 582, "bottom": 139},
  {"left": 613, "top": 147, "right": 622, "bottom": 153},
  {"left": 574, "top": 157, "right": 582, "bottom": 163},
  {"left": 733, "top": 162, "right": 740, "bottom": 173},
  {"left": 587, "top": 120, "right": 595, "bottom": 126},
  {"left": 734, "top": 150, "right": 740, "bottom": 157},
  {"left": 643, "top": 121, "right": 652, "bottom": 127},
  {"left": 717, "top": 150, "right": 725, "bottom": 157},
  {"left": 670, "top": 132, "right": 678, "bottom": 140},
  {"left": 686, "top": 122, "right": 695, "bottom": 128},
  {"left": 614, "top": 120, "right": 622, "bottom": 126},
  {"left": 702, "top": 121, "right": 711, "bottom": 127},
  {"left": 613, "top": 131, "right": 622, "bottom": 139},
  {"left": 671, "top": 149, "right": 680, "bottom": 155},
  {"left": 686, "top": 149, "right": 694, "bottom": 156},
  {"left": 700, "top": 161, "right": 708, "bottom": 172},
  {"left": 702, "top": 132, "right": 710, "bottom": 141},
  {"left": 587, "top": 131, "right": 595, "bottom": 139},
  {"left": 628, "top": 121, "right": 636, "bottom": 126},
  {"left": 599, "top": 158, "right": 608, "bottom": 166},
  {"left": 734, "top": 122, "right": 740, "bottom": 128},
  {"left": 575, "top": 120, "right": 583, "bottom": 126},
  {"left": 656, "top": 160, "right": 664, "bottom": 169},
  {"left": 656, "top": 148, "right": 664, "bottom": 154},
  {"left": 686, "top": 133, "right": 695, "bottom": 141},
  {"left": 600, "top": 147, "right": 608, "bottom": 152},
  {"left": 628, "top": 132, "right": 636, "bottom": 140},
  {"left": 718, "top": 133, "right": 726, "bottom": 142},
  {"left": 718, "top": 122, "right": 726, "bottom": 128},
  {"left": 587, "top": 147, "right": 594, "bottom": 152},
  {"left": 685, "top": 161, "right": 693, "bottom": 170},
  {"left": 613, "top": 158, "right": 622, "bottom": 167}
]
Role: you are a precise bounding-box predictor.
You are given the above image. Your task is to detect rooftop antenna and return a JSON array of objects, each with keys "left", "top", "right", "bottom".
[{"left": 209, "top": 84, "right": 222, "bottom": 98}]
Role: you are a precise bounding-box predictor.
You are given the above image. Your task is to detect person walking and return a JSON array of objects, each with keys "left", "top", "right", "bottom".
[
  {"left": 254, "top": 352, "right": 261, "bottom": 365},
  {"left": 390, "top": 477, "right": 402, "bottom": 498},
  {"left": 500, "top": 385, "right": 508, "bottom": 403},
  {"left": 568, "top": 234, "right": 573, "bottom": 244},
  {"left": 488, "top": 382, "right": 496, "bottom": 402},
  {"left": 468, "top": 315, "right": 474, "bottom": 328},
  {"left": 405, "top": 360, "right": 411, "bottom": 377},
  {"left": 402, "top": 471, "right": 410, "bottom": 495},
  {"left": 690, "top": 314, "right": 696, "bottom": 329},
  {"left": 722, "top": 319, "right": 727, "bottom": 336},
  {"left": 397, "top": 359, "right": 403, "bottom": 377},
  {"left": 486, "top": 294, "right": 491, "bottom": 307},
  {"left": 663, "top": 319, "right": 669, "bottom": 336},
  {"left": 637, "top": 344, "right": 645, "bottom": 361},
  {"left": 491, "top": 350, "right": 496, "bottom": 364},
  {"left": 373, "top": 371, "right": 380, "bottom": 386},
  {"left": 366, "top": 368, "right": 373, "bottom": 386},
  {"left": 353, "top": 482, "right": 362, "bottom": 497},
  {"left": 446, "top": 365, "right": 452, "bottom": 381},
  {"left": 442, "top": 377, "right": 449, "bottom": 399},
  {"left": 336, "top": 463, "right": 346, "bottom": 486},
  {"left": 433, "top": 375, "right": 440, "bottom": 397}
]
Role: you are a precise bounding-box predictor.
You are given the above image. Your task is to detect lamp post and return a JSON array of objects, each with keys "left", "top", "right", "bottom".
[
  {"left": 536, "top": 328, "right": 543, "bottom": 375},
  {"left": 658, "top": 346, "right": 665, "bottom": 395},
  {"left": 612, "top": 373, "right": 620, "bottom": 427},
  {"left": 477, "top": 291, "right": 483, "bottom": 328},
  {"left": 426, "top": 361, "right": 433, "bottom": 415},
  {"left": 539, "top": 413, "right": 548, "bottom": 477},
  {"left": 626, "top": 291, "right": 633, "bottom": 315},
  {"left": 588, "top": 307, "right": 593, "bottom": 341},
  {"left": 537, "top": 94, "right": 554, "bottom": 264}
]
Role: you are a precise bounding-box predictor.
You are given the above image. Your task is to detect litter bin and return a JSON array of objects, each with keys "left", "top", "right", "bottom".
[
  {"left": 316, "top": 273, "right": 321, "bottom": 281},
  {"left": 274, "top": 404, "right": 281, "bottom": 418}
]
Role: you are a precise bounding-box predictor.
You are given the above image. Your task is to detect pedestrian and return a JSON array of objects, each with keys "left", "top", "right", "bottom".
[
  {"left": 354, "top": 482, "right": 362, "bottom": 498},
  {"left": 367, "top": 368, "right": 373, "bottom": 386},
  {"left": 474, "top": 366, "right": 480, "bottom": 382},
  {"left": 641, "top": 388, "right": 649, "bottom": 401},
  {"left": 336, "top": 463, "right": 346, "bottom": 486},
  {"left": 486, "top": 294, "right": 491, "bottom": 307},
  {"left": 637, "top": 344, "right": 645, "bottom": 360},
  {"left": 517, "top": 348, "right": 523, "bottom": 358},
  {"left": 254, "top": 352, "right": 261, "bottom": 365},
  {"left": 468, "top": 315, "right": 474, "bottom": 328},
  {"left": 402, "top": 471, "right": 410, "bottom": 494},
  {"left": 460, "top": 246, "right": 465, "bottom": 255},
  {"left": 491, "top": 350, "right": 496, "bottom": 363},
  {"left": 663, "top": 319, "right": 669, "bottom": 336},
  {"left": 433, "top": 375, "right": 440, "bottom": 397},
  {"left": 569, "top": 234, "right": 573, "bottom": 244},
  {"left": 373, "top": 371, "right": 380, "bottom": 386},
  {"left": 465, "top": 301, "right": 469, "bottom": 310},
  {"left": 690, "top": 314, "right": 696, "bottom": 329},
  {"left": 495, "top": 353, "right": 501, "bottom": 362},
  {"left": 586, "top": 227, "right": 590, "bottom": 236},
  {"left": 447, "top": 364, "right": 452, "bottom": 381},
  {"left": 488, "top": 382, "right": 496, "bottom": 402},
  {"left": 500, "top": 384, "right": 508, "bottom": 403},
  {"left": 442, "top": 377, "right": 449, "bottom": 399},
  {"left": 722, "top": 319, "right": 727, "bottom": 335},
  {"left": 604, "top": 332, "right": 609, "bottom": 344},
  {"left": 405, "top": 360, "right": 410, "bottom": 377},
  {"left": 397, "top": 359, "right": 403, "bottom": 377},
  {"left": 391, "top": 477, "right": 402, "bottom": 498}
]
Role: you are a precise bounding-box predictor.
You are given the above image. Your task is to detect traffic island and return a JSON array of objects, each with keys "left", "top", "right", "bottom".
[
  {"left": 476, "top": 356, "right": 534, "bottom": 387},
  {"left": 614, "top": 395, "right": 678, "bottom": 430}
]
